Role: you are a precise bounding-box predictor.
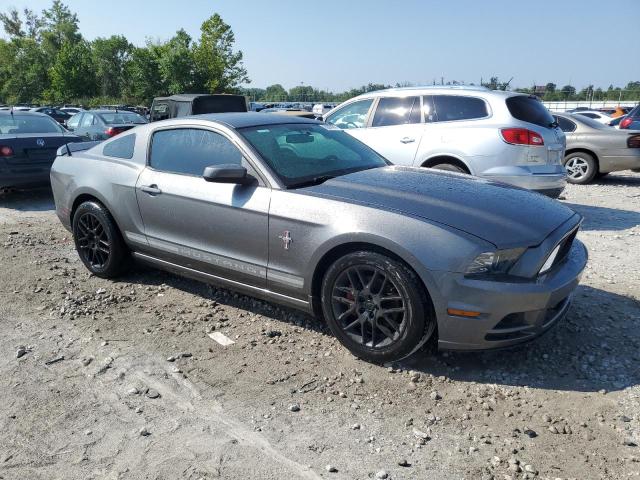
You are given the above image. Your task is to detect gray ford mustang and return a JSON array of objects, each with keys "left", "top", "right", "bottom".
[{"left": 51, "top": 113, "right": 588, "bottom": 363}]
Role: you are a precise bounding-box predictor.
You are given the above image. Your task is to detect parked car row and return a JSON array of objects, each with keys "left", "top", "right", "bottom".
[{"left": 7, "top": 85, "right": 638, "bottom": 362}]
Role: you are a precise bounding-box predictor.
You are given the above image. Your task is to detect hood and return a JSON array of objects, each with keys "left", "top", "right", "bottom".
[{"left": 301, "top": 166, "right": 576, "bottom": 249}]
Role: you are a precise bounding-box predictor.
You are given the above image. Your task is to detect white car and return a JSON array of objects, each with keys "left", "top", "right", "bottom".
[
  {"left": 573, "top": 110, "right": 612, "bottom": 125},
  {"left": 323, "top": 86, "right": 567, "bottom": 198}
]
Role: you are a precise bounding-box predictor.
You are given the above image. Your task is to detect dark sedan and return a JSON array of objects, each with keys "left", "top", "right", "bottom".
[
  {"left": 30, "top": 107, "right": 72, "bottom": 126},
  {"left": 67, "top": 110, "right": 148, "bottom": 141},
  {"left": 0, "top": 111, "right": 81, "bottom": 190}
]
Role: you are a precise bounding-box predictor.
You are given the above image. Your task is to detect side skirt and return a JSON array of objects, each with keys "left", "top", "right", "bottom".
[{"left": 132, "top": 252, "right": 312, "bottom": 313}]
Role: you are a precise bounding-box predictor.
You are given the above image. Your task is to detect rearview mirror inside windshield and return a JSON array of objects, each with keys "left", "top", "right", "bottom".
[{"left": 286, "top": 133, "right": 314, "bottom": 144}]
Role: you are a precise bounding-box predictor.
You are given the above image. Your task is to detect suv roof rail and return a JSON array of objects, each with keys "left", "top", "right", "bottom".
[{"left": 372, "top": 85, "right": 491, "bottom": 94}]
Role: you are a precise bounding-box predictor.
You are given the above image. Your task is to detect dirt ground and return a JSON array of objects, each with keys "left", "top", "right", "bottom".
[{"left": 1, "top": 173, "right": 639, "bottom": 480}]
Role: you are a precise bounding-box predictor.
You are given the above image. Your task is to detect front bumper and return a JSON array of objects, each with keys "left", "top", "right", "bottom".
[
  {"left": 481, "top": 164, "right": 567, "bottom": 198},
  {"left": 436, "top": 238, "right": 587, "bottom": 350}
]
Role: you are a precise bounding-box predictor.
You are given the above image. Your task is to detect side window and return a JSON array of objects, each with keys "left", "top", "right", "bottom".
[
  {"left": 150, "top": 128, "right": 243, "bottom": 176},
  {"left": 325, "top": 99, "right": 373, "bottom": 129},
  {"left": 67, "top": 114, "right": 81, "bottom": 129},
  {"left": 578, "top": 113, "right": 598, "bottom": 119},
  {"left": 555, "top": 116, "right": 576, "bottom": 133},
  {"left": 433, "top": 95, "right": 488, "bottom": 122},
  {"left": 81, "top": 114, "right": 94, "bottom": 128},
  {"left": 103, "top": 134, "right": 136, "bottom": 159},
  {"left": 371, "top": 96, "right": 421, "bottom": 127}
]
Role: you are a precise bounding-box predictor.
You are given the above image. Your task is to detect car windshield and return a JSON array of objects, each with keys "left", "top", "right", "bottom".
[
  {"left": 99, "top": 112, "right": 147, "bottom": 125},
  {"left": 0, "top": 114, "right": 63, "bottom": 134},
  {"left": 239, "top": 123, "right": 388, "bottom": 188}
]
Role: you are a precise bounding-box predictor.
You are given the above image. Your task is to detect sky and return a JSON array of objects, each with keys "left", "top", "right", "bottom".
[{"left": 2, "top": 0, "right": 639, "bottom": 92}]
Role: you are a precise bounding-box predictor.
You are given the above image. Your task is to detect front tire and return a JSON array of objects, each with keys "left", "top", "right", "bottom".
[
  {"left": 72, "top": 201, "right": 129, "bottom": 278},
  {"left": 321, "top": 251, "right": 435, "bottom": 363},
  {"left": 563, "top": 152, "right": 597, "bottom": 184}
]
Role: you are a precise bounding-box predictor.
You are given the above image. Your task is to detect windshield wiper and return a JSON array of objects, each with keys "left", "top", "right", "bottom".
[{"left": 288, "top": 174, "right": 336, "bottom": 189}]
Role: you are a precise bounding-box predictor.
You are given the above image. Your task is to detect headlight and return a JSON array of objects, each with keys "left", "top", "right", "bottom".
[{"left": 465, "top": 248, "right": 525, "bottom": 276}]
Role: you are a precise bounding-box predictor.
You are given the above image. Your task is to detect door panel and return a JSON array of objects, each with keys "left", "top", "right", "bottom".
[
  {"left": 136, "top": 168, "right": 270, "bottom": 287},
  {"left": 348, "top": 96, "right": 425, "bottom": 166}
]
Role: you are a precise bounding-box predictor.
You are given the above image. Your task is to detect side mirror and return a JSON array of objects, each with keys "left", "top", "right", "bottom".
[{"left": 203, "top": 164, "right": 254, "bottom": 185}]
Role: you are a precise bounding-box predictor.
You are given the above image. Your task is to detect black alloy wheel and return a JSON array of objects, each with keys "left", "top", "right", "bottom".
[
  {"left": 76, "top": 212, "right": 111, "bottom": 269},
  {"left": 331, "top": 264, "right": 407, "bottom": 349},
  {"left": 72, "top": 201, "right": 129, "bottom": 278},
  {"left": 321, "top": 251, "right": 435, "bottom": 363}
]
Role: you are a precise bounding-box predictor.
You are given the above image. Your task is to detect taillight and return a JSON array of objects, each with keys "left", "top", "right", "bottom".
[
  {"left": 0, "top": 145, "right": 14, "bottom": 156},
  {"left": 500, "top": 128, "right": 544, "bottom": 146},
  {"left": 105, "top": 127, "right": 124, "bottom": 137},
  {"left": 620, "top": 117, "right": 633, "bottom": 129},
  {"left": 628, "top": 135, "right": 640, "bottom": 148}
]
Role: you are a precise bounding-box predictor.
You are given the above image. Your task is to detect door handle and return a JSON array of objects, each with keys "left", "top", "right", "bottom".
[
  {"left": 400, "top": 137, "right": 415, "bottom": 144},
  {"left": 140, "top": 184, "right": 162, "bottom": 195}
]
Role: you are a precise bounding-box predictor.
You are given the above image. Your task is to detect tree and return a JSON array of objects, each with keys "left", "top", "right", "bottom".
[
  {"left": 288, "top": 85, "right": 315, "bottom": 101},
  {"left": 560, "top": 85, "right": 576, "bottom": 99},
  {"left": 264, "top": 84, "right": 287, "bottom": 101},
  {"left": 48, "top": 40, "right": 96, "bottom": 102},
  {"left": 545, "top": 82, "right": 556, "bottom": 93},
  {"left": 123, "top": 45, "right": 164, "bottom": 104},
  {"left": 0, "top": 9, "right": 24, "bottom": 38},
  {"left": 0, "top": 38, "right": 49, "bottom": 103},
  {"left": 91, "top": 35, "right": 133, "bottom": 97},
  {"left": 192, "top": 14, "right": 249, "bottom": 93},
  {"left": 156, "top": 30, "right": 196, "bottom": 94},
  {"left": 41, "top": 0, "right": 80, "bottom": 57}
]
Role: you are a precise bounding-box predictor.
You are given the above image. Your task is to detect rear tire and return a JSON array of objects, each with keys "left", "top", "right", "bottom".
[
  {"left": 563, "top": 152, "right": 597, "bottom": 184},
  {"left": 321, "top": 251, "right": 435, "bottom": 364},
  {"left": 72, "top": 201, "right": 129, "bottom": 278}
]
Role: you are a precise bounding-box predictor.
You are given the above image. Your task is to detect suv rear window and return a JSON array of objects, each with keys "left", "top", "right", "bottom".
[{"left": 506, "top": 96, "right": 555, "bottom": 128}]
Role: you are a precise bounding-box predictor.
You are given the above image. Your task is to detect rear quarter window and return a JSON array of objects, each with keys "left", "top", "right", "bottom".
[
  {"left": 103, "top": 134, "right": 136, "bottom": 159},
  {"left": 432, "top": 95, "right": 488, "bottom": 122},
  {"left": 506, "top": 96, "right": 555, "bottom": 128}
]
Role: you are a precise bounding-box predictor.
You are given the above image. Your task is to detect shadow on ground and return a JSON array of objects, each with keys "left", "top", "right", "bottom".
[
  {"left": 119, "top": 261, "right": 640, "bottom": 394},
  {"left": 120, "top": 265, "right": 329, "bottom": 336},
  {"left": 404, "top": 285, "right": 640, "bottom": 394},
  {"left": 563, "top": 202, "right": 640, "bottom": 231},
  {"left": 0, "top": 188, "right": 55, "bottom": 212}
]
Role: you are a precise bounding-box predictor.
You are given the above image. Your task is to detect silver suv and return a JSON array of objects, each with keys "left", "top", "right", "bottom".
[{"left": 324, "top": 86, "right": 567, "bottom": 197}]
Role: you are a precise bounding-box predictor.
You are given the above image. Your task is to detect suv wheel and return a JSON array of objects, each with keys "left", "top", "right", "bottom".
[
  {"left": 321, "top": 251, "right": 435, "bottom": 363},
  {"left": 72, "top": 201, "right": 129, "bottom": 278},
  {"left": 563, "top": 152, "right": 597, "bottom": 184}
]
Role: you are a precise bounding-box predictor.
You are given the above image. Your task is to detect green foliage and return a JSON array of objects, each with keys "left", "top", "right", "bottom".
[
  {"left": 192, "top": 14, "right": 249, "bottom": 93},
  {"left": 48, "top": 40, "right": 96, "bottom": 102},
  {"left": 0, "top": 37, "right": 49, "bottom": 103},
  {"left": 0, "top": 1, "right": 249, "bottom": 106},
  {"left": 91, "top": 35, "right": 132, "bottom": 97}
]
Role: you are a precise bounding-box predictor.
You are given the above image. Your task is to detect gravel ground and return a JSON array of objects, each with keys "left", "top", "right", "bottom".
[{"left": 0, "top": 173, "right": 639, "bottom": 480}]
